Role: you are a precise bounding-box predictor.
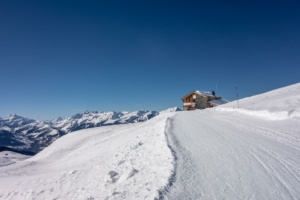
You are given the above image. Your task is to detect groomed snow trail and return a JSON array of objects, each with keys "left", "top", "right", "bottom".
[{"left": 164, "top": 110, "right": 300, "bottom": 200}]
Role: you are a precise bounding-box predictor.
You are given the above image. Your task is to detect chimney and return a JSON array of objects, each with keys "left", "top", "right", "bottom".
[{"left": 212, "top": 90, "right": 215, "bottom": 96}]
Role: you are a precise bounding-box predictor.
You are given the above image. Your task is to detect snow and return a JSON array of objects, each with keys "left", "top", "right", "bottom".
[
  {"left": 52, "top": 117, "right": 65, "bottom": 123},
  {"left": 221, "top": 82, "right": 300, "bottom": 112},
  {"left": 195, "top": 90, "right": 217, "bottom": 97},
  {"left": 0, "top": 151, "right": 31, "bottom": 167},
  {"left": 0, "top": 110, "right": 158, "bottom": 153},
  {"left": 216, "top": 107, "right": 300, "bottom": 120},
  {"left": 48, "top": 130, "right": 59, "bottom": 136},
  {"left": 209, "top": 99, "right": 229, "bottom": 106},
  {"left": 159, "top": 107, "right": 181, "bottom": 113},
  {"left": 216, "top": 83, "right": 300, "bottom": 121},
  {"left": 0, "top": 113, "right": 175, "bottom": 199},
  {"left": 52, "top": 110, "right": 159, "bottom": 133},
  {"left": 0, "top": 83, "right": 299, "bottom": 199},
  {"left": 0, "top": 126, "right": 11, "bottom": 132},
  {"left": 163, "top": 83, "right": 300, "bottom": 199},
  {"left": 165, "top": 110, "right": 300, "bottom": 199}
]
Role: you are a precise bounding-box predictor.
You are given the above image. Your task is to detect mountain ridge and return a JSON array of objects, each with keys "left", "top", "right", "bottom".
[
  {"left": 0, "top": 108, "right": 181, "bottom": 153},
  {"left": 0, "top": 110, "right": 158, "bottom": 153}
]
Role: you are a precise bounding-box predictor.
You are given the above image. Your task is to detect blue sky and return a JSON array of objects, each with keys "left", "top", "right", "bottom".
[{"left": 1, "top": 1, "right": 300, "bottom": 120}]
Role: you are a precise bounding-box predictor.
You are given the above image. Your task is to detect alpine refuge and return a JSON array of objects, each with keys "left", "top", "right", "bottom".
[{"left": 181, "top": 90, "right": 228, "bottom": 110}]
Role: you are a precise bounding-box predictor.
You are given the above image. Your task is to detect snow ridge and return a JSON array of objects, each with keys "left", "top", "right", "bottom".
[
  {"left": 216, "top": 83, "right": 300, "bottom": 121},
  {"left": 160, "top": 107, "right": 182, "bottom": 113},
  {"left": 220, "top": 82, "right": 300, "bottom": 112}
]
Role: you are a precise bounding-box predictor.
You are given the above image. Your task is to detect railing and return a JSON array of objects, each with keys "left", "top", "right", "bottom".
[{"left": 183, "top": 102, "right": 195, "bottom": 106}]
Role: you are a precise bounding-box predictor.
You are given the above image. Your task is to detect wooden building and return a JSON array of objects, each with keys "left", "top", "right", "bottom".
[{"left": 181, "top": 90, "right": 228, "bottom": 110}]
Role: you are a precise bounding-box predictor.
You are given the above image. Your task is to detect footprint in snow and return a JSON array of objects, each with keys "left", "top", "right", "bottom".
[
  {"left": 118, "top": 160, "right": 125, "bottom": 165},
  {"left": 131, "top": 142, "right": 143, "bottom": 150},
  {"left": 117, "top": 168, "right": 140, "bottom": 183},
  {"left": 108, "top": 171, "right": 119, "bottom": 183},
  {"left": 127, "top": 168, "right": 139, "bottom": 179}
]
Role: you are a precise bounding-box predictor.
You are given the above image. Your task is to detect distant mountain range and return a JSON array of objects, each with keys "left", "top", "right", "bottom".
[{"left": 0, "top": 108, "right": 180, "bottom": 153}]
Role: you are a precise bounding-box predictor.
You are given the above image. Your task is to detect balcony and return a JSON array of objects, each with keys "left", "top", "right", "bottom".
[{"left": 183, "top": 102, "right": 195, "bottom": 106}]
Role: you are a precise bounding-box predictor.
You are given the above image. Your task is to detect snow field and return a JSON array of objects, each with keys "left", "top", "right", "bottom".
[
  {"left": 216, "top": 107, "right": 300, "bottom": 120},
  {"left": 0, "top": 113, "right": 176, "bottom": 200},
  {"left": 1, "top": 83, "right": 299, "bottom": 200},
  {"left": 164, "top": 83, "right": 300, "bottom": 199},
  {"left": 165, "top": 110, "right": 300, "bottom": 199},
  {"left": 0, "top": 151, "right": 31, "bottom": 167},
  {"left": 221, "top": 83, "right": 300, "bottom": 111},
  {"left": 217, "top": 83, "right": 300, "bottom": 121}
]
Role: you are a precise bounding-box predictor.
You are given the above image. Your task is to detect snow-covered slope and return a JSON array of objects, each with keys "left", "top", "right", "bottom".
[
  {"left": 0, "top": 151, "right": 31, "bottom": 167},
  {"left": 0, "top": 113, "right": 175, "bottom": 199},
  {"left": 0, "top": 83, "right": 299, "bottom": 200},
  {"left": 223, "top": 83, "right": 300, "bottom": 111},
  {"left": 217, "top": 83, "right": 300, "bottom": 120},
  {"left": 164, "top": 83, "right": 300, "bottom": 199},
  {"left": 159, "top": 107, "right": 182, "bottom": 113},
  {"left": 0, "top": 110, "right": 158, "bottom": 153}
]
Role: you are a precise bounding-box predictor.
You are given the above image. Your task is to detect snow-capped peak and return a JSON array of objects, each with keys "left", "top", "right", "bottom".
[
  {"left": 0, "top": 109, "right": 159, "bottom": 153},
  {"left": 160, "top": 107, "right": 182, "bottom": 113}
]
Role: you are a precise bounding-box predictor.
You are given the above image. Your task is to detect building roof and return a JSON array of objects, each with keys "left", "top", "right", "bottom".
[
  {"left": 181, "top": 90, "right": 217, "bottom": 100},
  {"left": 209, "top": 99, "right": 229, "bottom": 106},
  {"left": 196, "top": 90, "right": 216, "bottom": 98}
]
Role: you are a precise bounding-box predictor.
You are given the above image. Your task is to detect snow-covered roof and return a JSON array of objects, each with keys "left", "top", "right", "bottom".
[
  {"left": 196, "top": 90, "right": 217, "bottom": 98},
  {"left": 209, "top": 99, "right": 229, "bottom": 106},
  {"left": 181, "top": 90, "right": 217, "bottom": 100}
]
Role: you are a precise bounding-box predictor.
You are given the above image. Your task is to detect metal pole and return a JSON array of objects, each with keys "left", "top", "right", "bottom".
[{"left": 236, "top": 86, "right": 239, "bottom": 108}]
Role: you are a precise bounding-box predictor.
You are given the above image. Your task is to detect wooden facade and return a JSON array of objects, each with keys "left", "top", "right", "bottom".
[{"left": 181, "top": 90, "right": 222, "bottom": 110}]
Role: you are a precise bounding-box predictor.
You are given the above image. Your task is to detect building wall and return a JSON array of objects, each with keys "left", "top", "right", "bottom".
[
  {"left": 183, "top": 94, "right": 194, "bottom": 103},
  {"left": 182, "top": 93, "right": 196, "bottom": 110},
  {"left": 195, "top": 94, "right": 208, "bottom": 109},
  {"left": 182, "top": 92, "right": 222, "bottom": 110}
]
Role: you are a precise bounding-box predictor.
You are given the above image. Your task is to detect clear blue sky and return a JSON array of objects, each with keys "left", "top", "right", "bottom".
[{"left": 1, "top": 0, "right": 299, "bottom": 120}]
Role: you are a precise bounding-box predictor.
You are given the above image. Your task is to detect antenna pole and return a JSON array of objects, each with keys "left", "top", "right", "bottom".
[
  {"left": 236, "top": 86, "right": 239, "bottom": 108},
  {"left": 216, "top": 83, "right": 217, "bottom": 94}
]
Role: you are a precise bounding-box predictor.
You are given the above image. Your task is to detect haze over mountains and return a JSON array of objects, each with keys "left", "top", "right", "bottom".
[{"left": 0, "top": 109, "right": 175, "bottom": 153}]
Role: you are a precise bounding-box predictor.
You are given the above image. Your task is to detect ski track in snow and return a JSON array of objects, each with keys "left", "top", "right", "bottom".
[{"left": 163, "top": 110, "right": 300, "bottom": 200}]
